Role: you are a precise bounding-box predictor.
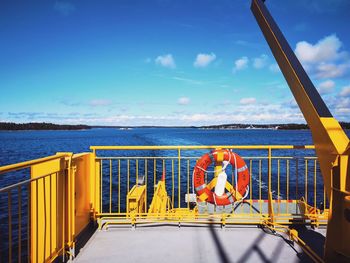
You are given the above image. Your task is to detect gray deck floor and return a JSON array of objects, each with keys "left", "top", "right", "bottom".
[{"left": 74, "top": 225, "right": 326, "bottom": 263}]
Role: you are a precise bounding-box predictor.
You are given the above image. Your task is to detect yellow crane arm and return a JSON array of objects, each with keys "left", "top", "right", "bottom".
[{"left": 250, "top": 0, "right": 350, "bottom": 261}]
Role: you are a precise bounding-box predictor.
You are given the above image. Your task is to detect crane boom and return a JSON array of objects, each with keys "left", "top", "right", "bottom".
[{"left": 250, "top": 0, "right": 350, "bottom": 261}]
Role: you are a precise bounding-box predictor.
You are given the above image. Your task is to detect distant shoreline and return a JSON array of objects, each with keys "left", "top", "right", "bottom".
[
  {"left": 1, "top": 122, "right": 349, "bottom": 131},
  {"left": 0, "top": 122, "right": 91, "bottom": 131}
]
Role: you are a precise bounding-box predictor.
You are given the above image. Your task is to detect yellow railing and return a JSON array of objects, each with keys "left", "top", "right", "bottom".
[
  {"left": 0, "top": 152, "right": 95, "bottom": 262},
  {"left": 90, "top": 145, "right": 328, "bottom": 225},
  {"left": 0, "top": 145, "right": 329, "bottom": 262}
]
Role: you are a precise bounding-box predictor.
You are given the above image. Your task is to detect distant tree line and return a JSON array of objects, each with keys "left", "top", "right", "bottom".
[
  {"left": 200, "top": 122, "right": 350, "bottom": 130},
  {"left": 0, "top": 121, "right": 349, "bottom": 130},
  {"left": 0, "top": 122, "right": 91, "bottom": 130}
]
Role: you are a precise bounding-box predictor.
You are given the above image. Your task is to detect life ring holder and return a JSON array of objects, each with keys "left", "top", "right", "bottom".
[{"left": 192, "top": 148, "right": 250, "bottom": 206}]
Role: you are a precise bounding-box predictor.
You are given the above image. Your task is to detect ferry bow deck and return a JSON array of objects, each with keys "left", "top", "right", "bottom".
[
  {"left": 74, "top": 225, "right": 327, "bottom": 263},
  {"left": 0, "top": 145, "right": 330, "bottom": 262}
]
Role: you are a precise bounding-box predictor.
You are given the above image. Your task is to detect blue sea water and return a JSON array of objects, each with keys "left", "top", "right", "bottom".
[
  {"left": 1, "top": 127, "right": 349, "bottom": 197},
  {"left": 0, "top": 128, "right": 316, "bottom": 166}
]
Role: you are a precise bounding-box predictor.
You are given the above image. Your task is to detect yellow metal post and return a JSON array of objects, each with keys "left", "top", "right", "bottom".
[
  {"left": 178, "top": 148, "right": 181, "bottom": 208},
  {"left": 268, "top": 148, "right": 272, "bottom": 197}
]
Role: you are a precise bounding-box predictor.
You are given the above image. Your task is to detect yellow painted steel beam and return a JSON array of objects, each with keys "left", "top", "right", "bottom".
[{"left": 251, "top": 0, "right": 350, "bottom": 261}]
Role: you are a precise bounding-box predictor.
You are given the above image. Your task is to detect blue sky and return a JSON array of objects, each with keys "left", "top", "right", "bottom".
[{"left": 1, "top": 0, "right": 350, "bottom": 126}]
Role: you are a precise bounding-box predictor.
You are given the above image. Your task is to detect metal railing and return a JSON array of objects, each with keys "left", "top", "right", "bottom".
[
  {"left": 90, "top": 145, "right": 329, "bottom": 225},
  {"left": 0, "top": 153, "right": 70, "bottom": 263},
  {"left": 0, "top": 145, "right": 330, "bottom": 262},
  {"left": 0, "top": 152, "right": 94, "bottom": 262}
]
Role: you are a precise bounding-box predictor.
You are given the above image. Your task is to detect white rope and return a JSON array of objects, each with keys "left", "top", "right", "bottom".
[
  {"left": 232, "top": 151, "right": 238, "bottom": 191},
  {"left": 231, "top": 150, "right": 249, "bottom": 205}
]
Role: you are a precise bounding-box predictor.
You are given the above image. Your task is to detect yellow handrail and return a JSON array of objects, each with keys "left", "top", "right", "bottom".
[
  {"left": 0, "top": 153, "right": 69, "bottom": 174},
  {"left": 90, "top": 145, "right": 315, "bottom": 151}
]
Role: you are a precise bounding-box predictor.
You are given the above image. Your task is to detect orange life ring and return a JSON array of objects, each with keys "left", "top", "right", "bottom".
[{"left": 193, "top": 149, "right": 250, "bottom": 206}]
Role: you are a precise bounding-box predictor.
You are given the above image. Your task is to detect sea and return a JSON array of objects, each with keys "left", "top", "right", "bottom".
[
  {"left": 0, "top": 128, "right": 349, "bottom": 261},
  {"left": 0, "top": 127, "right": 320, "bottom": 166}
]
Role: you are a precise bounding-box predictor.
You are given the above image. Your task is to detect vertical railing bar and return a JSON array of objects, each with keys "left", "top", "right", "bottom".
[
  {"left": 100, "top": 160, "right": 103, "bottom": 213},
  {"left": 36, "top": 180, "right": 39, "bottom": 263},
  {"left": 162, "top": 159, "right": 165, "bottom": 183},
  {"left": 259, "top": 159, "right": 262, "bottom": 214},
  {"left": 286, "top": 159, "right": 289, "bottom": 214},
  {"left": 295, "top": 158, "right": 299, "bottom": 214},
  {"left": 127, "top": 160, "right": 130, "bottom": 193},
  {"left": 268, "top": 148, "right": 272, "bottom": 194},
  {"left": 118, "top": 159, "right": 121, "bottom": 213},
  {"left": 153, "top": 159, "right": 156, "bottom": 193},
  {"left": 172, "top": 159, "right": 174, "bottom": 208},
  {"left": 314, "top": 159, "right": 317, "bottom": 209},
  {"left": 136, "top": 159, "right": 139, "bottom": 184},
  {"left": 296, "top": 158, "right": 299, "bottom": 200},
  {"left": 305, "top": 159, "right": 308, "bottom": 204},
  {"left": 55, "top": 172, "right": 58, "bottom": 257},
  {"left": 126, "top": 159, "right": 129, "bottom": 212},
  {"left": 43, "top": 178, "right": 47, "bottom": 261},
  {"left": 277, "top": 159, "right": 280, "bottom": 215},
  {"left": 249, "top": 159, "right": 252, "bottom": 215},
  {"left": 49, "top": 175, "right": 52, "bottom": 258},
  {"left": 178, "top": 149, "right": 181, "bottom": 208},
  {"left": 27, "top": 182, "right": 31, "bottom": 263},
  {"left": 187, "top": 159, "right": 190, "bottom": 209},
  {"left": 8, "top": 190, "right": 12, "bottom": 263},
  {"left": 61, "top": 172, "right": 65, "bottom": 262},
  {"left": 72, "top": 162, "right": 76, "bottom": 253},
  {"left": 18, "top": 185, "right": 22, "bottom": 263},
  {"left": 145, "top": 159, "right": 148, "bottom": 211},
  {"left": 109, "top": 159, "right": 112, "bottom": 213}
]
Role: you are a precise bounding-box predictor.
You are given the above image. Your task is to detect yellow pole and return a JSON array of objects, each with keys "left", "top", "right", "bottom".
[{"left": 178, "top": 148, "right": 181, "bottom": 208}]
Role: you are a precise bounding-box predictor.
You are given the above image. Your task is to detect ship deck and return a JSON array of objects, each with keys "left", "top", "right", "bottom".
[{"left": 74, "top": 225, "right": 327, "bottom": 263}]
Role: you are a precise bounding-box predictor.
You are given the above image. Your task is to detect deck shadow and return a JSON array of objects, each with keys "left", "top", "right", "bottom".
[{"left": 291, "top": 225, "right": 325, "bottom": 262}]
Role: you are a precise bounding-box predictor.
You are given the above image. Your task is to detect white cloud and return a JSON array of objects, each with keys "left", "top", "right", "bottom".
[
  {"left": 89, "top": 99, "right": 112, "bottom": 107},
  {"left": 317, "top": 80, "right": 335, "bottom": 95},
  {"left": 295, "top": 34, "right": 349, "bottom": 79},
  {"left": 194, "top": 53, "right": 216, "bottom": 68},
  {"left": 233, "top": 56, "right": 249, "bottom": 72},
  {"left": 334, "top": 96, "right": 350, "bottom": 116},
  {"left": 239, "top": 97, "right": 256, "bottom": 105},
  {"left": 4, "top": 102, "right": 308, "bottom": 126},
  {"left": 253, "top": 54, "right": 268, "bottom": 69},
  {"left": 177, "top": 97, "right": 190, "bottom": 105},
  {"left": 340, "top": 86, "right": 350, "bottom": 97},
  {"left": 315, "top": 63, "right": 349, "bottom": 79},
  {"left": 155, "top": 54, "right": 176, "bottom": 69},
  {"left": 295, "top": 35, "right": 343, "bottom": 64}
]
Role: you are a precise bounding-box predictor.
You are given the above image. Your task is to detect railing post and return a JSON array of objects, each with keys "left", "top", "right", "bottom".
[
  {"left": 178, "top": 148, "right": 181, "bottom": 208},
  {"left": 268, "top": 147, "right": 272, "bottom": 195}
]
